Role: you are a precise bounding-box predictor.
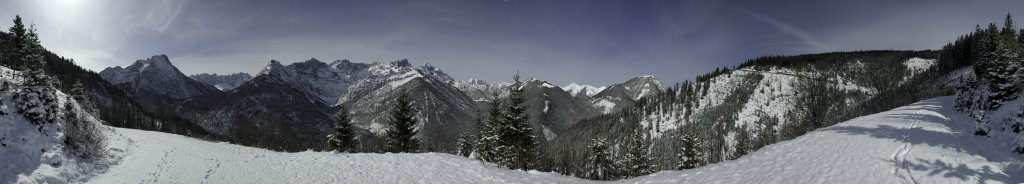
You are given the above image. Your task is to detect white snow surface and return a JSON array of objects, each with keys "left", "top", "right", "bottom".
[
  {"left": 87, "top": 128, "right": 588, "bottom": 184},
  {"left": 83, "top": 96, "right": 1023, "bottom": 183},
  {"left": 563, "top": 83, "right": 606, "bottom": 98},
  {"left": 628, "top": 96, "right": 1024, "bottom": 184},
  {"left": 1, "top": 67, "right": 121, "bottom": 184}
]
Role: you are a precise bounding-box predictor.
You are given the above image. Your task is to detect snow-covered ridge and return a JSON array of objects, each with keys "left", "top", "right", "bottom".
[
  {"left": 454, "top": 78, "right": 510, "bottom": 101},
  {"left": 638, "top": 57, "right": 936, "bottom": 139},
  {"left": 563, "top": 83, "right": 606, "bottom": 99},
  {"left": 189, "top": 72, "right": 252, "bottom": 91},
  {"left": 254, "top": 58, "right": 457, "bottom": 106},
  {"left": 589, "top": 75, "right": 665, "bottom": 114}
]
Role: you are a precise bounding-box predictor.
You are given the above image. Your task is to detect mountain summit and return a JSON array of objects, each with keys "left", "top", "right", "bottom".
[{"left": 99, "top": 55, "right": 220, "bottom": 100}]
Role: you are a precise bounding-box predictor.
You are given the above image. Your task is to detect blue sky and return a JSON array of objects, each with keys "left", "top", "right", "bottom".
[{"left": 2, "top": 0, "right": 1023, "bottom": 86}]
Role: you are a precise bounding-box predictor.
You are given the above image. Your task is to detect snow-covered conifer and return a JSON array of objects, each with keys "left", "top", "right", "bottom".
[
  {"left": 677, "top": 131, "right": 703, "bottom": 170},
  {"left": 384, "top": 91, "right": 419, "bottom": 153},
  {"left": 326, "top": 106, "right": 356, "bottom": 152},
  {"left": 622, "top": 128, "right": 654, "bottom": 177},
  {"left": 583, "top": 139, "right": 618, "bottom": 180},
  {"left": 473, "top": 92, "right": 502, "bottom": 162}
]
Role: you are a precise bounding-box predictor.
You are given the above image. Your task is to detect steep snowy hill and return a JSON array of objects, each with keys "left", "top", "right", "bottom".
[
  {"left": 590, "top": 75, "right": 664, "bottom": 113},
  {"left": 624, "top": 97, "right": 1023, "bottom": 184},
  {"left": 549, "top": 52, "right": 946, "bottom": 174},
  {"left": 339, "top": 59, "right": 478, "bottom": 150},
  {"left": 84, "top": 97, "right": 1023, "bottom": 183},
  {"left": 0, "top": 66, "right": 119, "bottom": 184},
  {"left": 189, "top": 72, "right": 253, "bottom": 91},
  {"left": 99, "top": 55, "right": 220, "bottom": 100}
]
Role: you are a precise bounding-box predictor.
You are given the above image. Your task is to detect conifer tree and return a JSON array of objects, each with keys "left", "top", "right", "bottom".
[
  {"left": 69, "top": 81, "right": 97, "bottom": 116},
  {"left": 456, "top": 134, "right": 474, "bottom": 157},
  {"left": 495, "top": 74, "right": 538, "bottom": 170},
  {"left": 474, "top": 92, "right": 502, "bottom": 162},
  {"left": 4, "top": 16, "right": 44, "bottom": 70},
  {"left": 677, "top": 130, "right": 703, "bottom": 170},
  {"left": 622, "top": 128, "right": 654, "bottom": 177},
  {"left": 583, "top": 139, "right": 618, "bottom": 180},
  {"left": 733, "top": 125, "right": 752, "bottom": 159},
  {"left": 17, "top": 61, "right": 58, "bottom": 126},
  {"left": 326, "top": 106, "right": 356, "bottom": 152},
  {"left": 384, "top": 91, "right": 419, "bottom": 153},
  {"left": 754, "top": 114, "right": 779, "bottom": 151},
  {"left": 1018, "top": 29, "right": 1024, "bottom": 45}
]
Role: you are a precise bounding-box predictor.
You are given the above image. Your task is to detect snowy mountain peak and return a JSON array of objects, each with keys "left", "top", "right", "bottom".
[
  {"left": 100, "top": 55, "right": 179, "bottom": 84},
  {"left": 136, "top": 54, "right": 175, "bottom": 71},
  {"left": 622, "top": 75, "right": 665, "bottom": 99},
  {"left": 563, "top": 83, "right": 607, "bottom": 99},
  {"left": 258, "top": 60, "right": 285, "bottom": 76},
  {"left": 99, "top": 54, "right": 220, "bottom": 99},
  {"left": 416, "top": 63, "right": 454, "bottom": 84}
]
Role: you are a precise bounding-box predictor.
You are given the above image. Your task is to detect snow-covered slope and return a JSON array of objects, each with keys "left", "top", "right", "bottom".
[
  {"left": 189, "top": 72, "right": 253, "bottom": 91},
  {"left": 338, "top": 59, "right": 478, "bottom": 150},
  {"left": 591, "top": 75, "right": 664, "bottom": 113},
  {"left": 0, "top": 67, "right": 119, "bottom": 184},
  {"left": 98, "top": 55, "right": 220, "bottom": 99},
  {"left": 258, "top": 59, "right": 371, "bottom": 105},
  {"left": 87, "top": 127, "right": 588, "bottom": 184},
  {"left": 85, "top": 96, "right": 1023, "bottom": 183},
  {"left": 563, "top": 83, "right": 606, "bottom": 100},
  {"left": 625, "top": 96, "right": 1023, "bottom": 184}
]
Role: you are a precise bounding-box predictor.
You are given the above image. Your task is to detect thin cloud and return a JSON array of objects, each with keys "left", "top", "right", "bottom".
[
  {"left": 159, "top": 0, "right": 188, "bottom": 33},
  {"left": 739, "top": 8, "right": 831, "bottom": 51}
]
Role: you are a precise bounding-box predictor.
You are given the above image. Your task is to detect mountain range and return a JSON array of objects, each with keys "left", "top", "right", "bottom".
[{"left": 96, "top": 55, "right": 662, "bottom": 151}]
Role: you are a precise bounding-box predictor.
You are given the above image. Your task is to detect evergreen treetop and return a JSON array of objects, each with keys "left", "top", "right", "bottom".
[{"left": 384, "top": 91, "right": 420, "bottom": 153}]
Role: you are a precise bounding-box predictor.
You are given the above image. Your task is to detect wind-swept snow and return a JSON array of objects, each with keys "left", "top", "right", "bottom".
[{"left": 85, "top": 96, "right": 1023, "bottom": 183}]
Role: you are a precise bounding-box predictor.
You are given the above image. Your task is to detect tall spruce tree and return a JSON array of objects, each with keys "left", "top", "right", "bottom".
[
  {"left": 16, "top": 61, "right": 58, "bottom": 126},
  {"left": 622, "top": 128, "right": 654, "bottom": 177},
  {"left": 4, "top": 15, "right": 44, "bottom": 71},
  {"left": 754, "top": 113, "right": 779, "bottom": 151},
  {"left": 677, "top": 130, "right": 703, "bottom": 170},
  {"left": 732, "top": 125, "right": 752, "bottom": 159},
  {"left": 325, "top": 106, "right": 356, "bottom": 152},
  {"left": 496, "top": 74, "right": 538, "bottom": 170},
  {"left": 583, "top": 139, "right": 618, "bottom": 180},
  {"left": 474, "top": 92, "right": 502, "bottom": 162},
  {"left": 384, "top": 91, "right": 420, "bottom": 153},
  {"left": 456, "top": 134, "right": 474, "bottom": 157}
]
